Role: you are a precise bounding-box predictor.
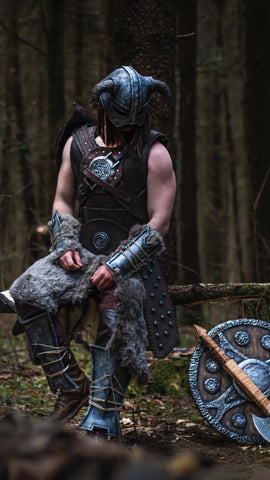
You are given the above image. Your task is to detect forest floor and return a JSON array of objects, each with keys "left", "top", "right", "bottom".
[{"left": 1, "top": 315, "right": 270, "bottom": 479}]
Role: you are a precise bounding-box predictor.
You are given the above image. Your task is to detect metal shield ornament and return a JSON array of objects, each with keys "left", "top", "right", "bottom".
[{"left": 189, "top": 318, "right": 270, "bottom": 444}]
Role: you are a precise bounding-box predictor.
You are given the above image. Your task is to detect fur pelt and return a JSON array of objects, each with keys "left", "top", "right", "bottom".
[
  {"left": 10, "top": 214, "right": 164, "bottom": 382},
  {"left": 48, "top": 213, "right": 83, "bottom": 257},
  {"left": 107, "top": 278, "right": 148, "bottom": 383}
]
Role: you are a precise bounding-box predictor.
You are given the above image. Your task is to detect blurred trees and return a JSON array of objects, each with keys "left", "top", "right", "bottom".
[{"left": 0, "top": 0, "right": 269, "bottom": 309}]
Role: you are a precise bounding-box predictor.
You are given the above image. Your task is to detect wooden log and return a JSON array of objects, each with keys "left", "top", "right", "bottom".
[{"left": 168, "top": 283, "right": 270, "bottom": 306}]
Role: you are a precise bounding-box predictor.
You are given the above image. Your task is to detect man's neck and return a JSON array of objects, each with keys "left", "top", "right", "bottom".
[{"left": 95, "top": 135, "right": 118, "bottom": 148}]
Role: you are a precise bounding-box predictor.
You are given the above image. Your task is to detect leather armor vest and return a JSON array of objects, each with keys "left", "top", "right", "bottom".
[{"left": 70, "top": 125, "right": 166, "bottom": 255}]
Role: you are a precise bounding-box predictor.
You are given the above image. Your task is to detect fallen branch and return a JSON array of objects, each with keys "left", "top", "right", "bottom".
[{"left": 168, "top": 283, "right": 270, "bottom": 307}]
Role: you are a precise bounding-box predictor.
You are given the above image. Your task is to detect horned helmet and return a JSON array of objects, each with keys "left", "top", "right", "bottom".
[{"left": 91, "top": 66, "right": 170, "bottom": 128}]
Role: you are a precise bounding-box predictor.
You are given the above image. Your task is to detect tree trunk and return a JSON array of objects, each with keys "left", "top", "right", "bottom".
[
  {"left": 196, "top": 0, "right": 252, "bottom": 286},
  {"left": 177, "top": 0, "right": 200, "bottom": 285},
  {"left": 245, "top": 0, "right": 270, "bottom": 282},
  {"left": 46, "top": 0, "right": 66, "bottom": 194},
  {"left": 8, "top": 0, "right": 37, "bottom": 232}
]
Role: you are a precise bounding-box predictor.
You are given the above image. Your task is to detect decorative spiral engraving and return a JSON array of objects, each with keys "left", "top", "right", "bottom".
[{"left": 92, "top": 231, "right": 110, "bottom": 251}]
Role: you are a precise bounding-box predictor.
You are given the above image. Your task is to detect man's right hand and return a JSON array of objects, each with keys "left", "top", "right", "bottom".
[{"left": 58, "top": 250, "right": 83, "bottom": 271}]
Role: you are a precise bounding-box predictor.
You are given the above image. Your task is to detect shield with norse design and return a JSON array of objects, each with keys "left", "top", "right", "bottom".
[{"left": 189, "top": 318, "right": 270, "bottom": 444}]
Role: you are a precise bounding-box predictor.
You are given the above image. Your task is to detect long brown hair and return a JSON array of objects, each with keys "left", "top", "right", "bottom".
[{"left": 91, "top": 102, "right": 153, "bottom": 157}]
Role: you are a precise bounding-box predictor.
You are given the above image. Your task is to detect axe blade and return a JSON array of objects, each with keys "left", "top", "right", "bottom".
[{"left": 252, "top": 414, "right": 270, "bottom": 443}]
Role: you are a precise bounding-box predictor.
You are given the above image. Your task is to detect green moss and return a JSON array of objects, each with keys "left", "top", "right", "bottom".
[{"left": 147, "top": 357, "right": 190, "bottom": 398}]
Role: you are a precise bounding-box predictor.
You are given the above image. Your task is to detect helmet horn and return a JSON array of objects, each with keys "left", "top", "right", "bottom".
[
  {"left": 150, "top": 79, "right": 171, "bottom": 101},
  {"left": 91, "top": 79, "right": 114, "bottom": 103}
]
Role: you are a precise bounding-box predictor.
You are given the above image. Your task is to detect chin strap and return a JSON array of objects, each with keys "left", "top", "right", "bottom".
[{"left": 105, "top": 225, "right": 164, "bottom": 279}]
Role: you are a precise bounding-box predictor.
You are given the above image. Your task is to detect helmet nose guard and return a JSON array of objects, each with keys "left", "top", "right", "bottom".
[{"left": 91, "top": 66, "right": 170, "bottom": 128}]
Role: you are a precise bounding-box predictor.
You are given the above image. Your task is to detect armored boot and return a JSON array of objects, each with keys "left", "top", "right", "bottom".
[
  {"left": 17, "top": 309, "right": 79, "bottom": 393},
  {"left": 17, "top": 306, "right": 91, "bottom": 422},
  {"left": 78, "top": 345, "right": 130, "bottom": 438}
]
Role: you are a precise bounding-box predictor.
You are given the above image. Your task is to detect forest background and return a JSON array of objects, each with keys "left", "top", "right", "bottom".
[{"left": 0, "top": 0, "right": 269, "bottom": 332}]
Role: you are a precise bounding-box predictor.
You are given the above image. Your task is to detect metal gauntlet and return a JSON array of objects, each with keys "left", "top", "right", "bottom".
[
  {"left": 48, "top": 211, "right": 81, "bottom": 257},
  {"left": 105, "top": 225, "right": 164, "bottom": 279}
]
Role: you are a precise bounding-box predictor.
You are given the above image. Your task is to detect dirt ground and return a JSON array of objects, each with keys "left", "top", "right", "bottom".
[
  {"left": 119, "top": 398, "right": 270, "bottom": 479},
  {"left": 1, "top": 316, "right": 270, "bottom": 479}
]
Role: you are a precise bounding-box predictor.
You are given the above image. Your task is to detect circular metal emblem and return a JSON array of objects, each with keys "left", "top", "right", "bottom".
[
  {"left": 89, "top": 154, "right": 115, "bottom": 181},
  {"left": 189, "top": 318, "right": 270, "bottom": 444},
  {"left": 92, "top": 231, "right": 110, "bottom": 251}
]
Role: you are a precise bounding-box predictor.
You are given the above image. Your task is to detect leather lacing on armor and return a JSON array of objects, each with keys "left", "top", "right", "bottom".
[
  {"left": 88, "top": 374, "right": 126, "bottom": 413},
  {"left": 34, "top": 344, "right": 74, "bottom": 378}
]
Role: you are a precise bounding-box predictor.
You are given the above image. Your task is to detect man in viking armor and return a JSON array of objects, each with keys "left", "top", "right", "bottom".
[{"left": 6, "top": 66, "right": 177, "bottom": 438}]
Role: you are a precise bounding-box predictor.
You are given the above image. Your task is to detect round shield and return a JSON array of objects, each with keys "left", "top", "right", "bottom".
[{"left": 189, "top": 318, "right": 270, "bottom": 444}]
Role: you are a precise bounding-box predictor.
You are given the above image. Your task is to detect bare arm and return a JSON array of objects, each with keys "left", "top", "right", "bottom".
[
  {"left": 53, "top": 136, "right": 76, "bottom": 215},
  {"left": 53, "top": 136, "right": 82, "bottom": 271},
  {"left": 147, "top": 142, "right": 176, "bottom": 236}
]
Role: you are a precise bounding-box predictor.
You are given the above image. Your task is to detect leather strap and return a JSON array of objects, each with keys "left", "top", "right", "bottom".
[{"left": 81, "top": 164, "right": 135, "bottom": 205}]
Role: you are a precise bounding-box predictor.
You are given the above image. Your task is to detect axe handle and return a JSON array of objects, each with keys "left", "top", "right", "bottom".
[{"left": 224, "top": 359, "right": 270, "bottom": 416}]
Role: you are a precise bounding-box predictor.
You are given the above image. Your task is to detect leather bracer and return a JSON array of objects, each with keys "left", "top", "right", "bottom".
[
  {"left": 105, "top": 225, "right": 164, "bottom": 279},
  {"left": 48, "top": 211, "right": 81, "bottom": 258}
]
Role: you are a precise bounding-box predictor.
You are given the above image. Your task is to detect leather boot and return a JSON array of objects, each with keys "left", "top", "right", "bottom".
[
  {"left": 49, "top": 362, "right": 90, "bottom": 423},
  {"left": 78, "top": 345, "right": 130, "bottom": 438}
]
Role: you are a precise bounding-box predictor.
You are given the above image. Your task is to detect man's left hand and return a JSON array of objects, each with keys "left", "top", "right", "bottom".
[{"left": 91, "top": 265, "right": 115, "bottom": 290}]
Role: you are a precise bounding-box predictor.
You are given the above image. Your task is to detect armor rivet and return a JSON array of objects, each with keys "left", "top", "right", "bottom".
[
  {"left": 168, "top": 321, "right": 173, "bottom": 327},
  {"left": 160, "top": 314, "right": 165, "bottom": 320},
  {"left": 158, "top": 343, "right": 164, "bottom": 349},
  {"left": 159, "top": 300, "right": 164, "bottom": 306},
  {"left": 143, "top": 275, "right": 148, "bottom": 280},
  {"left": 154, "top": 283, "right": 158, "bottom": 289},
  {"left": 167, "top": 310, "right": 172, "bottom": 316},
  {"left": 156, "top": 275, "right": 161, "bottom": 281},
  {"left": 155, "top": 332, "right": 160, "bottom": 338},
  {"left": 162, "top": 292, "right": 166, "bottom": 298},
  {"left": 150, "top": 292, "right": 154, "bottom": 298},
  {"left": 151, "top": 259, "right": 155, "bottom": 265},
  {"left": 149, "top": 268, "right": 153, "bottom": 274},
  {"left": 151, "top": 308, "right": 156, "bottom": 313},
  {"left": 164, "top": 330, "right": 169, "bottom": 336},
  {"left": 154, "top": 320, "right": 158, "bottom": 327}
]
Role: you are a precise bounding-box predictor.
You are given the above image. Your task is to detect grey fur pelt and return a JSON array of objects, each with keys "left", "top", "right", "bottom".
[
  {"left": 10, "top": 215, "right": 105, "bottom": 314},
  {"left": 107, "top": 278, "right": 148, "bottom": 384},
  {"left": 10, "top": 214, "right": 164, "bottom": 382}
]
